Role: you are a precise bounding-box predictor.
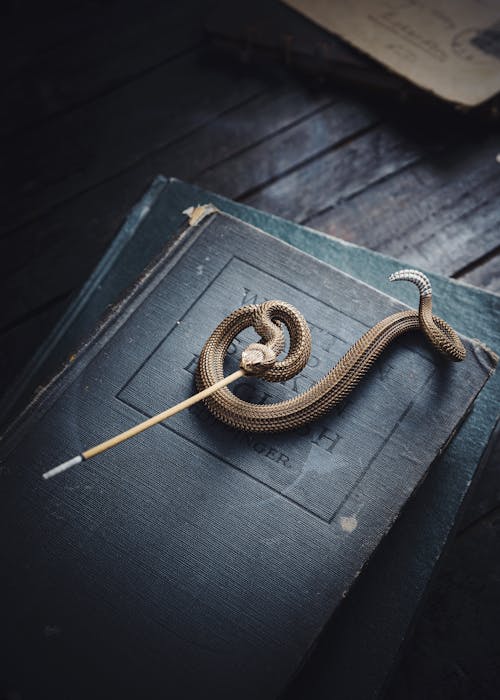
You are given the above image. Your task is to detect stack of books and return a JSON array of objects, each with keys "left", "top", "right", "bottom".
[{"left": 0, "top": 177, "right": 498, "bottom": 700}]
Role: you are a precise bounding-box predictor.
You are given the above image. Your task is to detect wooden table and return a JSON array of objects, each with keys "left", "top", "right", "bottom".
[{"left": 1, "top": 2, "right": 499, "bottom": 697}]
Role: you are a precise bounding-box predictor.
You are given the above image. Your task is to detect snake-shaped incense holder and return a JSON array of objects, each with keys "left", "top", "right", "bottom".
[
  {"left": 196, "top": 269, "right": 466, "bottom": 432},
  {"left": 43, "top": 269, "right": 467, "bottom": 479}
]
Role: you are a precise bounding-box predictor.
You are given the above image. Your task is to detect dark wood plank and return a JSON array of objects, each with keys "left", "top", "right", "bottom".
[
  {"left": 1, "top": 0, "right": 208, "bottom": 136},
  {"left": 0, "top": 85, "right": 366, "bottom": 329},
  {"left": 0, "top": 1, "right": 91, "bottom": 76},
  {"left": 2, "top": 49, "right": 269, "bottom": 235},
  {"left": 459, "top": 254, "right": 500, "bottom": 295},
  {"left": 306, "top": 134, "right": 500, "bottom": 277},
  {"left": 0, "top": 242, "right": 83, "bottom": 333},
  {"left": 196, "top": 97, "right": 377, "bottom": 199},
  {"left": 242, "top": 125, "right": 422, "bottom": 222},
  {"left": 0, "top": 296, "right": 70, "bottom": 394}
]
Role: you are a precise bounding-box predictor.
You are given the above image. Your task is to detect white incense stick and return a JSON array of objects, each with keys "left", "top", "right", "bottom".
[{"left": 43, "top": 369, "right": 245, "bottom": 480}]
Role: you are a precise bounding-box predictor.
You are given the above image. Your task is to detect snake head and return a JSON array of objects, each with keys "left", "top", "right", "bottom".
[{"left": 240, "top": 343, "right": 277, "bottom": 375}]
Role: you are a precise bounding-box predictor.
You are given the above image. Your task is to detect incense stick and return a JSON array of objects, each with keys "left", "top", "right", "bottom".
[{"left": 43, "top": 369, "right": 245, "bottom": 480}]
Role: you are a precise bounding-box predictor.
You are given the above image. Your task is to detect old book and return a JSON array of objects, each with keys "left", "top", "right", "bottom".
[
  {"left": 0, "top": 195, "right": 496, "bottom": 699},
  {"left": 283, "top": 0, "right": 500, "bottom": 107},
  {"left": 3, "top": 178, "right": 500, "bottom": 700}
]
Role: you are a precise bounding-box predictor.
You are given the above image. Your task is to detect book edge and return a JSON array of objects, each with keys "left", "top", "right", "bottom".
[{"left": 0, "top": 209, "right": 217, "bottom": 459}]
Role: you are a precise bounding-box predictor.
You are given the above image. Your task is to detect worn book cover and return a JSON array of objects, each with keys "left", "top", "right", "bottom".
[{"left": 0, "top": 208, "right": 495, "bottom": 698}]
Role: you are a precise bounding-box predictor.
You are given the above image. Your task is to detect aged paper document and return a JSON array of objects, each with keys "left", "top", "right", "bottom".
[{"left": 283, "top": 0, "right": 500, "bottom": 105}]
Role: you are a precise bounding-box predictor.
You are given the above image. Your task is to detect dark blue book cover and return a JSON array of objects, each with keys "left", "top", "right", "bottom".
[{"left": 0, "top": 197, "right": 495, "bottom": 699}]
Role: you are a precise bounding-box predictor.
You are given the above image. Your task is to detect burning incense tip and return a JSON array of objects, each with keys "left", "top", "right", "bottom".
[{"left": 43, "top": 455, "right": 83, "bottom": 480}]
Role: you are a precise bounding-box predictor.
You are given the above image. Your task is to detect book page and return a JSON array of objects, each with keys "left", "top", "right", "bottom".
[{"left": 283, "top": 0, "right": 500, "bottom": 106}]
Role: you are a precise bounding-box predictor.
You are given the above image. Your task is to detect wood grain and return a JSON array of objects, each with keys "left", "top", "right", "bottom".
[
  {"left": 306, "top": 134, "right": 500, "bottom": 276},
  {"left": 243, "top": 125, "right": 422, "bottom": 222},
  {"left": 460, "top": 254, "right": 500, "bottom": 295},
  {"left": 196, "top": 98, "right": 377, "bottom": 198},
  {"left": 2, "top": 50, "right": 268, "bottom": 234},
  {"left": 0, "top": 295, "right": 70, "bottom": 394},
  {"left": 0, "top": 88, "right": 376, "bottom": 337},
  {"left": 1, "top": 0, "right": 208, "bottom": 135}
]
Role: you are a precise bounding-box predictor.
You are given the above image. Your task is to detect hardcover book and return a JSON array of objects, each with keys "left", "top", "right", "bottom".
[{"left": 0, "top": 202, "right": 495, "bottom": 699}]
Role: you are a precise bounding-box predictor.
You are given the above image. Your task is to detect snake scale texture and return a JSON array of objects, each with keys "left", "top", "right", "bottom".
[{"left": 196, "top": 269, "right": 466, "bottom": 432}]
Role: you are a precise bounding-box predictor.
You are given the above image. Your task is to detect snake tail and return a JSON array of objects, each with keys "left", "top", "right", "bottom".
[{"left": 389, "top": 269, "right": 466, "bottom": 362}]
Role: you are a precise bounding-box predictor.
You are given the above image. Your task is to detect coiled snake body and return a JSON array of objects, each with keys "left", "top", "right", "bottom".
[{"left": 196, "top": 270, "right": 466, "bottom": 432}]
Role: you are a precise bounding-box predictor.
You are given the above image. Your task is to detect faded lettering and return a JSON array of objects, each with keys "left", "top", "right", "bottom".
[
  {"left": 311, "top": 425, "right": 342, "bottom": 454},
  {"left": 245, "top": 434, "right": 291, "bottom": 467}
]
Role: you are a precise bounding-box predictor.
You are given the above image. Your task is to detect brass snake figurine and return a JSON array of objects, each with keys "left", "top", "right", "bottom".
[
  {"left": 43, "top": 269, "right": 467, "bottom": 479},
  {"left": 196, "top": 269, "right": 466, "bottom": 432}
]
